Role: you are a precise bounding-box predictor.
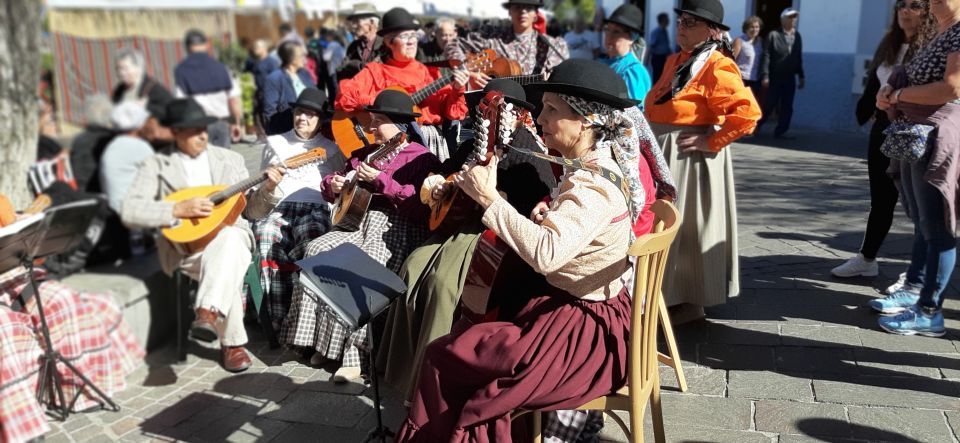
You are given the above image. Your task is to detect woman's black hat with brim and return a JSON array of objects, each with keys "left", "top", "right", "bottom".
[
  {"left": 502, "top": 0, "right": 543, "bottom": 9},
  {"left": 377, "top": 8, "right": 420, "bottom": 37},
  {"left": 674, "top": 0, "right": 730, "bottom": 31},
  {"left": 364, "top": 89, "right": 422, "bottom": 122},
  {"left": 163, "top": 98, "right": 217, "bottom": 128},
  {"left": 525, "top": 59, "right": 640, "bottom": 109},
  {"left": 605, "top": 4, "right": 645, "bottom": 34},
  {"left": 289, "top": 87, "right": 328, "bottom": 114}
]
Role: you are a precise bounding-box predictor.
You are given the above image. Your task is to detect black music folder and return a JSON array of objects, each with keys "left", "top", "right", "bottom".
[
  {"left": 296, "top": 243, "right": 406, "bottom": 329},
  {"left": 0, "top": 199, "right": 99, "bottom": 272}
]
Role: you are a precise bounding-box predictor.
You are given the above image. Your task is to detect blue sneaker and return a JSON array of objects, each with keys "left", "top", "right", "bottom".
[
  {"left": 868, "top": 288, "right": 920, "bottom": 315},
  {"left": 878, "top": 305, "right": 946, "bottom": 337}
]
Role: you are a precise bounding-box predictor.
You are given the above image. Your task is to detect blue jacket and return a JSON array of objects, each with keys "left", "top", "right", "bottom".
[
  {"left": 604, "top": 52, "right": 652, "bottom": 109},
  {"left": 262, "top": 68, "right": 316, "bottom": 135}
]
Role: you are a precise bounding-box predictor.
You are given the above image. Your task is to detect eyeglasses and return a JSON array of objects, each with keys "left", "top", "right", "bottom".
[
  {"left": 392, "top": 32, "right": 419, "bottom": 42},
  {"left": 677, "top": 15, "right": 704, "bottom": 30},
  {"left": 896, "top": 1, "right": 926, "bottom": 11}
]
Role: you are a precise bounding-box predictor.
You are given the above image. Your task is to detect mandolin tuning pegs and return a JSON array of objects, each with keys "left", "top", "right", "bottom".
[
  {"left": 481, "top": 119, "right": 490, "bottom": 128},
  {"left": 505, "top": 103, "right": 513, "bottom": 111}
]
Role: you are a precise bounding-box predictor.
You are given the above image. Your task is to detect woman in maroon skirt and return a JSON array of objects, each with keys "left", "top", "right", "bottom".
[{"left": 397, "top": 58, "right": 654, "bottom": 442}]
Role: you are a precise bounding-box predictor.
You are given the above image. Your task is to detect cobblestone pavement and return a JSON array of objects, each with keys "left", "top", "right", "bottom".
[{"left": 45, "top": 131, "right": 960, "bottom": 442}]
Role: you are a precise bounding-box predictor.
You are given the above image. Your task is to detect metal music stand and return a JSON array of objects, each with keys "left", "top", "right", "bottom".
[
  {"left": 0, "top": 199, "right": 120, "bottom": 420},
  {"left": 296, "top": 243, "right": 407, "bottom": 443}
]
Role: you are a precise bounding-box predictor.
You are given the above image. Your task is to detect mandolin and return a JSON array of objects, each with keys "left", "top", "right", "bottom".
[
  {"left": 161, "top": 148, "right": 329, "bottom": 255},
  {"left": 427, "top": 90, "right": 530, "bottom": 231},
  {"left": 331, "top": 49, "right": 498, "bottom": 157},
  {"left": 330, "top": 132, "right": 407, "bottom": 232}
]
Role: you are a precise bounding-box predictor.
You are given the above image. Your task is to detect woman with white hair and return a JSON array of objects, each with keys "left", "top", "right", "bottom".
[{"left": 111, "top": 48, "right": 173, "bottom": 124}]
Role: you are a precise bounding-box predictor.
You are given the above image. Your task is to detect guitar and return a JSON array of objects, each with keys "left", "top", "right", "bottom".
[
  {"left": 331, "top": 49, "right": 498, "bottom": 157},
  {"left": 161, "top": 148, "right": 329, "bottom": 255},
  {"left": 427, "top": 90, "right": 531, "bottom": 231},
  {"left": 330, "top": 132, "right": 406, "bottom": 232}
]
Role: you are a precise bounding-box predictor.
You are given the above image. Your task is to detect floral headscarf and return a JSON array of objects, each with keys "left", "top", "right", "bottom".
[{"left": 558, "top": 94, "right": 677, "bottom": 224}]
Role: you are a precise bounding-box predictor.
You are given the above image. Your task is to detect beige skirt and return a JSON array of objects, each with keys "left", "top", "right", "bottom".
[{"left": 650, "top": 123, "right": 739, "bottom": 307}]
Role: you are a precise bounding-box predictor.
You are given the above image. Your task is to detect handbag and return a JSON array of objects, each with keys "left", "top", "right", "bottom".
[{"left": 880, "top": 119, "right": 936, "bottom": 162}]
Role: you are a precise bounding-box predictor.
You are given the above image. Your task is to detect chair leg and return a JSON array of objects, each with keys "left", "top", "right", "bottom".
[
  {"left": 532, "top": 411, "right": 542, "bottom": 443},
  {"left": 657, "top": 296, "right": 688, "bottom": 392},
  {"left": 175, "top": 272, "right": 187, "bottom": 363},
  {"left": 651, "top": 374, "right": 666, "bottom": 443},
  {"left": 630, "top": 400, "right": 646, "bottom": 443}
]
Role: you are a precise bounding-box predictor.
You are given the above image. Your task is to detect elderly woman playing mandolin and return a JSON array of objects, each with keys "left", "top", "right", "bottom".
[
  {"left": 282, "top": 89, "right": 439, "bottom": 382},
  {"left": 334, "top": 7, "right": 468, "bottom": 161},
  {"left": 396, "top": 59, "right": 671, "bottom": 442}
]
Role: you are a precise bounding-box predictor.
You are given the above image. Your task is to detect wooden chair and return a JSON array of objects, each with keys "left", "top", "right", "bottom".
[
  {"left": 658, "top": 297, "right": 688, "bottom": 392},
  {"left": 525, "top": 199, "right": 681, "bottom": 443}
]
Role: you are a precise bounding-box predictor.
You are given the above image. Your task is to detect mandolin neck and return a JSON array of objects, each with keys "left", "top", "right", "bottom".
[
  {"left": 496, "top": 73, "right": 545, "bottom": 86},
  {"left": 209, "top": 174, "right": 267, "bottom": 205},
  {"left": 411, "top": 72, "right": 456, "bottom": 104}
]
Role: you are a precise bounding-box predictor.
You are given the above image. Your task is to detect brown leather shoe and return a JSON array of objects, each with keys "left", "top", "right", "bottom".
[
  {"left": 190, "top": 308, "right": 219, "bottom": 343},
  {"left": 221, "top": 346, "right": 252, "bottom": 373}
]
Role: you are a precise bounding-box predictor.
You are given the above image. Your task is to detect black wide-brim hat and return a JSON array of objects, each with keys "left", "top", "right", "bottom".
[
  {"left": 675, "top": 0, "right": 730, "bottom": 31},
  {"left": 502, "top": 0, "right": 543, "bottom": 9},
  {"left": 525, "top": 59, "right": 639, "bottom": 109},
  {"left": 364, "top": 89, "right": 422, "bottom": 122},
  {"left": 163, "top": 98, "right": 217, "bottom": 129},
  {"left": 289, "top": 87, "right": 328, "bottom": 114},
  {"left": 605, "top": 4, "right": 644, "bottom": 34},
  {"left": 484, "top": 78, "right": 535, "bottom": 111},
  {"left": 377, "top": 8, "right": 420, "bottom": 37}
]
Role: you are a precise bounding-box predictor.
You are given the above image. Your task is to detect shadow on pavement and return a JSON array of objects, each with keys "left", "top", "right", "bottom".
[{"left": 796, "top": 418, "right": 925, "bottom": 443}]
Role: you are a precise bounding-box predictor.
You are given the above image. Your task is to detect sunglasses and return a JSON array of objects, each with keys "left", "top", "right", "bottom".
[
  {"left": 896, "top": 0, "right": 926, "bottom": 11},
  {"left": 392, "top": 32, "right": 419, "bottom": 42},
  {"left": 677, "top": 15, "right": 704, "bottom": 30}
]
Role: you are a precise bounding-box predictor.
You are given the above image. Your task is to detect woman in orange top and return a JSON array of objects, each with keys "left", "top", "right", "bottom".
[
  {"left": 335, "top": 7, "right": 468, "bottom": 161},
  {"left": 644, "top": 0, "right": 760, "bottom": 314}
]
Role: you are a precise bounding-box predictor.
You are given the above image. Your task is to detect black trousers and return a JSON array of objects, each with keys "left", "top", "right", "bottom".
[{"left": 860, "top": 115, "right": 899, "bottom": 259}]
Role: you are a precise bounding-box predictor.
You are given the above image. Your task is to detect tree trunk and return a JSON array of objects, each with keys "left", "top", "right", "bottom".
[{"left": 0, "top": 0, "right": 41, "bottom": 208}]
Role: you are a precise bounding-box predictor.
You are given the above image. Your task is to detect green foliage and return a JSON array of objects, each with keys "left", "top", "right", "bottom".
[
  {"left": 553, "top": 0, "right": 596, "bottom": 24},
  {"left": 239, "top": 72, "right": 255, "bottom": 127},
  {"left": 214, "top": 41, "right": 249, "bottom": 76}
]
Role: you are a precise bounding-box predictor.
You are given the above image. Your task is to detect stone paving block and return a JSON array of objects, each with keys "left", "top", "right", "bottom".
[
  {"left": 727, "top": 371, "right": 813, "bottom": 401},
  {"left": 752, "top": 289, "right": 866, "bottom": 307},
  {"left": 776, "top": 347, "right": 858, "bottom": 375},
  {"left": 859, "top": 328, "right": 960, "bottom": 354},
  {"left": 946, "top": 411, "right": 960, "bottom": 440},
  {"left": 735, "top": 305, "right": 823, "bottom": 325},
  {"left": 698, "top": 344, "right": 776, "bottom": 370},
  {"left": 847, "top": 406, "right": 956, "bottom": 442},
  {"left": 780, "top": 325, "right": 862, "bottom": 348},
  {"left": 658, "top": 394, "right": 752, "bottom": 431},
  {"left": 854, "top": 349, "right": 947, "bottom": 378},
  {"left": 658, "top": 365, "right": 726, "bottom": 396},
  {"left": 224, "top": 418, "right": 290, "bottom": 443},
  {"left": 708, "top": 322, "right": 781, "bottom": 346},
  {"left": 111, "top": 417, "right": 144, "bottom": 438},
  {"left": 261, "top": 389, "right": 370, "bottom": 427},
  {"left": 754, "top": 400, "right": 848, "bottom": 437},
  {"left": 813, "top": 377, "right": 960, "bottom": 410},
  {"left": 777, "top": 434, "right": 862, "bottom": 443}
]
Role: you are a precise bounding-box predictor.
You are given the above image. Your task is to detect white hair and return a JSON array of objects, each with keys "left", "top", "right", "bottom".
[
  {"left": 435, "top": 17, "right": 456, "bottom": 29},
  {"left": 83, "top": 94, "right": 114, "bottom": 129},
  {"left": 115, "top": 48, "right": 145, "bottom": 70}
]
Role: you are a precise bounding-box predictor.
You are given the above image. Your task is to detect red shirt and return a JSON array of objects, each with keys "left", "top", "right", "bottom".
[{"left": 632, "top": 156, "right": 658, "bottom": 237}]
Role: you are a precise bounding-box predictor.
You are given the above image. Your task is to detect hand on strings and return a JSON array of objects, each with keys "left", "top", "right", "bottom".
[
  {"left": 454, "top": 154, "right": 500, "bottom": 208},
  {"left": 677, "top": 134, "right": 712, "bottom": 153},
  {"left": 173, "top": 197, "right": 214, "bottom": 219},
  {"left": 262, "top": 165, "right": 286, "bottom": 193},
  {"left": 469, "top": 71, "right": 490, "bottom": 90},
  {"left": 452, "top": 70, "right": 470, "bottom": 91},
  {"left": 431, "top": 179, "right": 451, "bottom": 201},
  {"left": 356, "top": 162, "right": 382, "bottom": 183},
  {"left": 329, "top": 175, "right": 347, "bottom": 195},
  {"left": 530, "top": 201, "right": 549, "bottom": 224}
]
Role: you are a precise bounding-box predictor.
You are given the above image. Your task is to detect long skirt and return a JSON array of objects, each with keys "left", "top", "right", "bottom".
[
  {"left": 0, "top": 268, "right": 144, "bottom": 442},
  {"left": 650, "top": 123, "right": 740, "bottom": 307},
  {"left": 280, "top": 207, "right": 427, "bottom": 369},
  {"left": 377, "top": 220, "right": 484, "bottom": 399},
  {"left": 254, "top": 200, "right": 331, "bottom": 329},
  {"left": 396, "top": 288, "right": 632, "bottom": 443}
]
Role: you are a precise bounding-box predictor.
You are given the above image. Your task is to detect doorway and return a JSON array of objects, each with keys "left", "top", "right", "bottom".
[{"left": 755, "top": 0, "right": 793, "bottom": 36}]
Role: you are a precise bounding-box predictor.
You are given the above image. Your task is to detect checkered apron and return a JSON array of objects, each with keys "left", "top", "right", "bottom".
[
  {"left": 0, "top": 306, "right": 48, "bottom": 443},
  {"left": 254, "top": 201, "right": 332, "bottom": 329},
  {"left": 542, "top": 410, "right": 604, "bottom": 442},
  {"left": 420, "top": 124, "right": 450, "bottom": 162},
  {"left": 281, "top": 206, "right": 427, "bottom": 369},
  {"left": 0, "top": 267, "right": 144, "bottom": 440}
]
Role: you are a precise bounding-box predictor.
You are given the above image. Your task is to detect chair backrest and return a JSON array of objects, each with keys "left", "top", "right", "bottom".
[{"left": 627, "top": 200, "right": 681, "bottom": 395}]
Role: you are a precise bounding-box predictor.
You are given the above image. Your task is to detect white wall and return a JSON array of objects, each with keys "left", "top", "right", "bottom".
[
  {"left": 796, "top": 0, "right": 862, "bottom": 54},
  {"left": 723, "top": 0, "right": 749, "bottom": 36}
]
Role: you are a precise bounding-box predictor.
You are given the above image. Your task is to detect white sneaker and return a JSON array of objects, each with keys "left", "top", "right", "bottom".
[
  {"left": 831, "top": 254, "right": 879, "bottom": 277},
  {"left": 884, "top": 272, "right": 908, "bottom": 295}
]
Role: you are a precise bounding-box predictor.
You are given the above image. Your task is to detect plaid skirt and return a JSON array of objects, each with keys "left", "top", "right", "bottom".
[
  {"left": 0, "top": 267, "right": 144, "bottom": 442},
  {"left": 421, "top": 124, "right": 450, "bottom": 163},
  {"left": 281, "top": 207, "right": 427, "bottom": 369},
  {"left": 254, "top": 200, "right": 332, "bottom": 329}
]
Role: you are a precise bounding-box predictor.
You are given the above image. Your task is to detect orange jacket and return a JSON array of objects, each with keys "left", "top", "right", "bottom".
[
  {"left": 335, "top": 58, "right": 467, "bottom": 125},
  {"left": 645, "top": 50, "right": 761, "bottom": 151}
]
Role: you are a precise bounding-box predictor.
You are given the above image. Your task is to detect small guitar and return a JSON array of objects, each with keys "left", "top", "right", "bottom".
[
  {"left": 161, "top": 148, "right": 329, "bottom": 255},
  {"left": 427, "top": 90, "right": 531, "bottom": 231},
  {"left": 331, "top": 132, "right": 407, "bottom": 232},
  {"left": 331, "top": 49, "right": 498, "bottom": 157}
]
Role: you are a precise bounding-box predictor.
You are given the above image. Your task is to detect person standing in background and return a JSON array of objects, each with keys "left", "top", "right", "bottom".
[
  {"left": 733, "top": 16, "right": 764, "bottom": 101},
  {"left": 759, "top": 8, "right": 805, "bottom": 139},
  {"left": 565, "top": 16, "right": 599, "bottom": 60},
  {"left": 602, "top": 4, "right": 653, "bottom": 104},
  {"left": 174, "top": 29, "right": 244, "bottom": 148},
  {"left": 648, "top": 12, "right": 672, "bottom": 83},
  {"left": 263, "top": 41, "right": 317, "bottom": 136}
]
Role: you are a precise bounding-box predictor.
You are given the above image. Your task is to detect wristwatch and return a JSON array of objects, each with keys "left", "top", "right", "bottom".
[{"left": 893, "top": 88, "right": 904, "bottom": 103}]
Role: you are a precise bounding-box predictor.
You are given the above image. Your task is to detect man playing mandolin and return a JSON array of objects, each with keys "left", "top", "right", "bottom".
[
  {"left": 334, "top": 7, "right": 469, "bottom": 162},
  {"left": 121, "top": 99, "right": 285, "bottom": 373}
]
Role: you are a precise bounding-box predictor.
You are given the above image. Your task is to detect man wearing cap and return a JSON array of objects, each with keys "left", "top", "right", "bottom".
[
  {"left": 446, "top": 0, "right": 568, "bottom": 82},
  {"left": 121, "top": 98, "right": 285, "bottom": 373},
  {"left": 100, "top": 102, "right": 155, "bottom": 214},
  {"left": 759, "top": 7, "right": 805, "bottom": 139},
  {"left": 174, "top": 29, "right": 244, "bottom": 149},
  {"left": 340, "top": 3, "right": 384, "bottom": 79}
]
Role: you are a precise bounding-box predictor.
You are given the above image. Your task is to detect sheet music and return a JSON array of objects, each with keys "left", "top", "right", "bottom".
[{"left": 0, "top": 213, "right": 43, "bottom": 238}]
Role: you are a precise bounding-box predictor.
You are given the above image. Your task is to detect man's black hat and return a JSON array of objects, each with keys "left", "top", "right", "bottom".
[
  {"left": 290, "top": 87, "right": 328, "bottom": 114},
  {"left": 364, "top": 89, "right": 421, "bottom": 122},
  {"left": 525, "top": 59, "right": 639, "bottom": 109},
  {"left": 502, "top": 0, "right": 543, "bottom": 9},
  {"left": 377, "top": 8, "right": 420, "bottom": 37},
  {"left": 674, "top": 0, "right": 730, "bottom": 31},
  {"left": 484, "top": 78, "right": 535, "bottom": 111},
  {"left": 605, "top": 4, "right": 645, "bottom": 34},
  {"left": 163, "top": 98, "right": 217, "bottom": 129}
]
